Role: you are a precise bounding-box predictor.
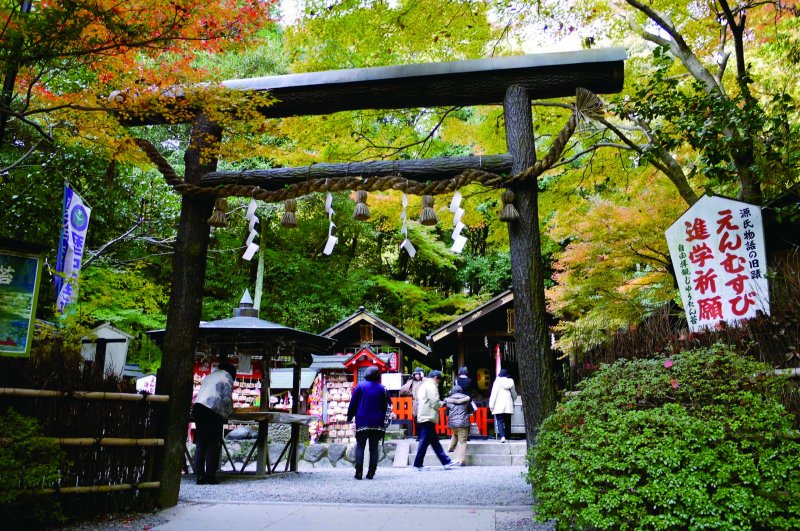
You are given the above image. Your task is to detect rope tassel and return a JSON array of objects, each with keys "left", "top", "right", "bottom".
[
  {"left": 500, "top": 190, "right": 519, "bottom": 222},
  {"left": 419, "top": 195, "right": 438, "bottom": 226},
  {"left": 207, "top": 197, "right": 228, "bottom": 227},
  {"left": 353, "top": 190, "right": 370, "bottom": 221},
  {"left": 282, "top": 198, "right": 298, "bottom": 228},
  {"left": 574, "top": 87, "right": 603, "bottom": 123}
]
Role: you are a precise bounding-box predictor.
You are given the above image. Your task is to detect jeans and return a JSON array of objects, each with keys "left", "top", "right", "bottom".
[
  {"left": 355, "top": 429, "right": 382, "bottom": 470},
  {"left": 495, "top": 413, "right": 511, "bottom": 439},
  {"left": 192, "top": 403, "right": 224, "bottom": 478},
  {"left": 413, "top": 421, "right": 452, "bottom": 467}
]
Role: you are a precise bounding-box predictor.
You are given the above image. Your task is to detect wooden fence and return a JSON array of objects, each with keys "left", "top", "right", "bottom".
[{"left": 0, "top": 387, "right": 168, "bottom": 518}]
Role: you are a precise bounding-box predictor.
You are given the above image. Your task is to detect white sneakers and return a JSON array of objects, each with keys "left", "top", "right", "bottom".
[{"left": 500, "top": 437, "right": 506, "bottom": 443}]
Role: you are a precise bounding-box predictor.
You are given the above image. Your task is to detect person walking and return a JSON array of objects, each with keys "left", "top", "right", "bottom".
[
  {"left": 192, "top": 361, "right": 236, "bottom": 485},
  {"left": 412, "top": 370, "right": 454, "bottom": 470},
  {"left": 399, "top": 367, "right": 424, "bottom": 437},
  {"left": 347, "top": 365, "right": 391, "bottom": 480},
  {"left": 489, "top": 368, "right": 517, "bottom": 443},
  {"left": 445, "top": 384, "right": 471, "bottom": 466}
]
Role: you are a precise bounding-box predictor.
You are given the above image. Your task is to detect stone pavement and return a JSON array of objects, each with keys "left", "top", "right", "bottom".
[{"left": 151, "top": 500, "right": 538, "bottom": 531}]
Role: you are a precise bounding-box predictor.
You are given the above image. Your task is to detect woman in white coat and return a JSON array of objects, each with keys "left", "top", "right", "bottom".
[{"left": 489, "top": 369, "right": 517, "bottom": 443}]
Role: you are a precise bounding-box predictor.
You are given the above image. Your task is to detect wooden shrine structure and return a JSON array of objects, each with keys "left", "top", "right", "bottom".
[{"left": 121, "top": 48, "right": 626, "bottom": 506}]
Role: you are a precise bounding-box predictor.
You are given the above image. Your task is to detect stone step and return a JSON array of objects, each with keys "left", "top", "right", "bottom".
[{"left": 404, "top": 439, "right": 527, "bottom": 466}]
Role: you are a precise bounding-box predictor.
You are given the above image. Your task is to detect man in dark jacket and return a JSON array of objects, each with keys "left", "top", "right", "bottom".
[{"left": 347, "top": 366, "right": 391, "bottom": 480}]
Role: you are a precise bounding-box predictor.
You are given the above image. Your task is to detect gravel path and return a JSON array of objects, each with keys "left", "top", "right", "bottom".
[{"left": 62, "top": 466, "right": 551, "bottom": 530}]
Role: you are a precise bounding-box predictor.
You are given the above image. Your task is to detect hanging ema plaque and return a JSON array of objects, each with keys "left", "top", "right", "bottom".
[
  {"left": 665, "top": 195, "right": 770, "bottom": 333},
  {"left": 0, "top": 242, "right": 44, "bottom": 357}
]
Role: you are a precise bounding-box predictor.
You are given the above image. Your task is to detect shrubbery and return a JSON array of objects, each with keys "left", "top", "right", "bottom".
[
  {"left": 0, "top": 408, "right": 66, "bottom": 529},
  {"left": 529, "top": 345, "right": 800, "bottom": 530}
]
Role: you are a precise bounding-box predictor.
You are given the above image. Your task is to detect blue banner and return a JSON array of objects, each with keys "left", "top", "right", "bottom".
[{"left": 55, "top": 183, "right": 91, "bottom": 314}]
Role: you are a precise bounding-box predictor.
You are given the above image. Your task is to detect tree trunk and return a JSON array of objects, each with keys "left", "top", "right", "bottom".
[
  {"left": 503, "top": 85, "right": 556, "bottom": 447},
  {"left": 154, "top": 115, "right": 221, "bottom": 508}
]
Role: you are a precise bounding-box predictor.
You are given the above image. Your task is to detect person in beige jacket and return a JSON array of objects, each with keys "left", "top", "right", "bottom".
[
  {"left": 411, "top": 370, "right": 454, "bottom": 470},
  {"left": 489, "top": 368, "right": 517, "bottom": 443}
]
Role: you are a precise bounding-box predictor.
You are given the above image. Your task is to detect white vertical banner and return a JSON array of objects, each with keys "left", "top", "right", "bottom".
[
  {"left": 55, "top": 183, "right": 91, "bottom": 314},
  {"left": 665, "top": 194, "right": 770, "bottom": 332}
]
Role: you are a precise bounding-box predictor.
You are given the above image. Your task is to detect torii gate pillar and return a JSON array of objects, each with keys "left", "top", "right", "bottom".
[
  {"left": 504, "top": 84, "right": 556, "bottom": 445},
  {"left": 154, "top": 115, "right": 221, "bottom": 507}
]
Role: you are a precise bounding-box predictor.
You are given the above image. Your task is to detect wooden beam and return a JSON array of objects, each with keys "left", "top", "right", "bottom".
[
  {"left": 54, "top": 437, "right": 165, "bottom": 447},
  {"left": 0, "top": 387, "right": 169, "bottom": 402},
  {"left": 201, "top": 154, "right": 512, "bottom": 190},
  {"left": 119, "top": 49, "right": 625, "bottom": 125},
  {"left": 34, "top": 482, "right": 161, "bottom": 495}
]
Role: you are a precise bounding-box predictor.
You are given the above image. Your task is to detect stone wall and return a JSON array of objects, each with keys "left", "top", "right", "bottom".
[{"left": 211, "top": 440, "right": 399, "bottom": 472}]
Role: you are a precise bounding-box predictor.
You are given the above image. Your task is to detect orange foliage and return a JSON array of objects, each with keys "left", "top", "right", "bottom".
[{"left": 4, "top": 0, "right": 277, "bottom": 160}]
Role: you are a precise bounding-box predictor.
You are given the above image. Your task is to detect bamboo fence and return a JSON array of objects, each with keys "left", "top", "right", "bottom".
[{"left": 0, "top": 387, "right": 170, "bottom": 516}]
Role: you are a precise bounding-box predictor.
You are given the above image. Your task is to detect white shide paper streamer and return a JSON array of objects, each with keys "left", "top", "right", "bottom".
[
  {"left": 399, "top": 193, "right": 416, "bottom": 258},
  {"left": 323, "top": 192, "right": 338, "bottom": 255},
  {"left": 243, "top": 199, "right": 260, "bottom": 261},
  {"left": 449, "top": 190, "right": 467, "bottom": 253}
]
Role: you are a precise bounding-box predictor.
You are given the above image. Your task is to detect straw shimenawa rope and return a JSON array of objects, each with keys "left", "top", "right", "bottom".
[{"left": 133, "top": 89, "right": 601, "bottom": 204}]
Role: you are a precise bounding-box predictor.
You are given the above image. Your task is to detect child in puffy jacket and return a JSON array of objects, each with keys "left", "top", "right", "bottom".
[{"left": 445, "top": 384, "right": 471, "bottom": 466}]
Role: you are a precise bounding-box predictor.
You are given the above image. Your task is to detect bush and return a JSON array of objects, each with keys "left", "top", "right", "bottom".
[
  {"left": 529, "top": 345, "right": 800, "bottom": 530},
  {"left": 0, "top": 408, "right": 67, "bottom": 529}
]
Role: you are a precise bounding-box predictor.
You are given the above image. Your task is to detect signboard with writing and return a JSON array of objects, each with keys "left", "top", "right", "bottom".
[
  {"left": 0, "top": 248, "right": 43, "bottom": 357},
  {"left": 665, "top": 195, "right": 770, "bottom": 332},
  {"left": 136, "top": 374, "right": 157, "bottom": 395}
]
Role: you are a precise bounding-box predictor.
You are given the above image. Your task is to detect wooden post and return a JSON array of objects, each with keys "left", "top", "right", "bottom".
[
  {"left": 503, "top": 84, "right": 556, "bottom": 446},
  {"left": 255, "top": 343, "right": 270, "bottom": 476},
  {"left": 154, "top": 115, "right": 221, "bottom": 508},
  {"left": 290, "top": 353, "right": 301, "bottom": 472}
]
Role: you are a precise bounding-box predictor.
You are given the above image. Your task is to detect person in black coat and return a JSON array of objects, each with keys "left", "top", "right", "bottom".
[
  {"left": 456, "top": 366, "right": 473, "bottom": 397},
  {"left": 347, "top": 366, "right": 391, "bottom": 480}
]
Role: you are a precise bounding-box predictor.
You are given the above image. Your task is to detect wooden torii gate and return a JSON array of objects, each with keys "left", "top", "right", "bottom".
[{"left": 129, "top": 49, "right": 625, "bottom": 506}]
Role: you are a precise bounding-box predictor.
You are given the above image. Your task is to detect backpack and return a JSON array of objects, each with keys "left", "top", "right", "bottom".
[{"left": 383, "top": 395, "right": 395, "bottom": 429}]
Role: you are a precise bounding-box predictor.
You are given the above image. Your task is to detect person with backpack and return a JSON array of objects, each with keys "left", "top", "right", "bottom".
[
  {"left": 445, "top": 384, "right": 471, "bottom": 466},
  {"left": 412, "top": 370, "right": 454, "bottom": 470},
  {"left": 192, "top": 361, "right": 237, "bottom": 485},
  {"left": 347, "top": 365, "right": 391, "bottom": 480}
]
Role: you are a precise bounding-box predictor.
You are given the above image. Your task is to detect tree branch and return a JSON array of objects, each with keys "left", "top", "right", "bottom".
[
  {"left": 83, "top": 214, "right": 145, "bottom": 269},
  {"left": 626, "top": 0, "right": 723, "bottom": 96}
]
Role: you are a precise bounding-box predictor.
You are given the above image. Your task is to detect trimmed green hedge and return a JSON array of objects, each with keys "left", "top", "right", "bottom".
[
  {"left": 529, "top": 345, "right": 800, "bottom": 530},
  {"left": 0, "top": 408, "right": 66, "bottom": 529}
]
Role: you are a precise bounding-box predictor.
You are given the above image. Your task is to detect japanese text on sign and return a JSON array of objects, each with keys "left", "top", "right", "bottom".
[{"left": 665, "top": 195, "right": 770, "bottom": 333}]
